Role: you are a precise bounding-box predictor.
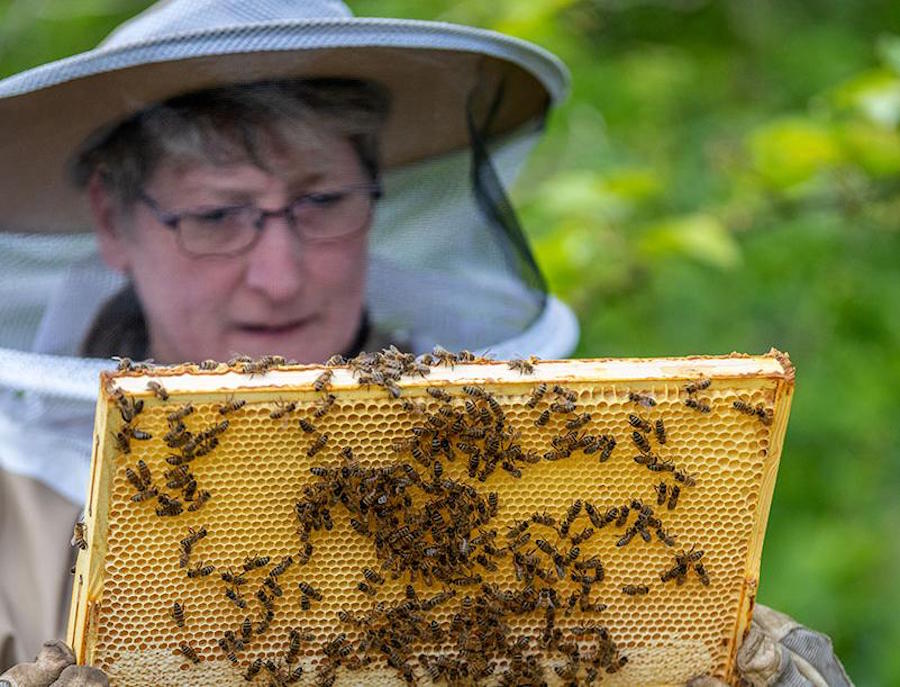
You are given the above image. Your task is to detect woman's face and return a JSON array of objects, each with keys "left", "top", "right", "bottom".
[{"left": 93, "top": 132, "right": 371, "bottom": 364}]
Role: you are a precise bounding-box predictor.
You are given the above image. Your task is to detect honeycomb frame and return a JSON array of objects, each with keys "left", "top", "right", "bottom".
[{"left": 68, "top": 351, "right": 794, "bottom": 686}]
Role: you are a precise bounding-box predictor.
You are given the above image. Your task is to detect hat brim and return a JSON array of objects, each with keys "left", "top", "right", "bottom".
[{"left": 0, "top": 18, "right": 569, "bottom": 234}]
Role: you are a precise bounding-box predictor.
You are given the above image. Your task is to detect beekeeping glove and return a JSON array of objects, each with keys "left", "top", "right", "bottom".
[
  {"left": 0, "top": 641, "right": 107, "bottom": 687},
  {"left": 688, "top": 604, "right": 853, "bottom": 687}
]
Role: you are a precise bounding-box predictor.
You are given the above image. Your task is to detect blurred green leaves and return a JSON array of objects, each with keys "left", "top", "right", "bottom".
[
  {"left": 637, "top": 213, "right": 740, "bottom": 268},
  {"left": 748, "top": 118, "right": 841, "bottom": 188}
]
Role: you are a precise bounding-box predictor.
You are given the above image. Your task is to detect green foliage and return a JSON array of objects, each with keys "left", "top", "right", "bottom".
[{"left": 2, "top": 1, "right": 899, "bottom": 683}]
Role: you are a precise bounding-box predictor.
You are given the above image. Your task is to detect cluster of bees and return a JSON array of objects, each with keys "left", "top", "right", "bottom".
[
  {"left": 112, "top": 380, "right": 226, "bottom": 518},
  {"left": 83, "top": 347, "right": 774, "bottom": 686}
]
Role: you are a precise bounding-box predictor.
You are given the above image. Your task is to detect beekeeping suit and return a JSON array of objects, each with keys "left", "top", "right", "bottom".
[{"left": 0, "top": 1, "right": 851, "bottom": 686}]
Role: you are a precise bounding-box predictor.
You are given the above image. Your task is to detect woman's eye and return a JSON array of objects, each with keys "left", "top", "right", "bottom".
[
  {"left": 196, "top": 208, "right": 232, "bottom": 223},
  {"left": 307, "top": 192, "right": 344, "bottom": 205}
]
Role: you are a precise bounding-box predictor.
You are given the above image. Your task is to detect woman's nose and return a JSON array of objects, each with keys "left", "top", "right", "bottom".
[{"left": 242, "top": 215, "right": 305, "bottom": 302}]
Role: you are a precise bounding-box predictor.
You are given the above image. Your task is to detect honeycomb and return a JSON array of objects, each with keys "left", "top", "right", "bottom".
[{"left": 67, "top": 351, "right": 794, "bottom": 686}]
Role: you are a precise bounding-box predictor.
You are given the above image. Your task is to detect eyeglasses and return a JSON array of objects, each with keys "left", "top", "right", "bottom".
[{"left": 138, "top": 182, "right": 382, "bottom": 258}]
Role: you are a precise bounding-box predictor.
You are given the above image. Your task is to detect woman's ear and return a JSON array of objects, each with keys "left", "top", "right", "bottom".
[{"left": 87, "top": 169, "right": 132, "bottom": 274}]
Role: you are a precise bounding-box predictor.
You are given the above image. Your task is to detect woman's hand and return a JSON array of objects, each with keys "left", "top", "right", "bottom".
[
  {"left": 0, "top": 641, "right": 107, "bottom": 687},
  {"left": 689, "top": 604, "right": 854, "bottom": 687}
]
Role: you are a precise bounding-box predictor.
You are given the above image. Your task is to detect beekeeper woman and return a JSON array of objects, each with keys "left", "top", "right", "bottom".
[{"left": 0, "top": 1, "right": 851, "bottom": 686}]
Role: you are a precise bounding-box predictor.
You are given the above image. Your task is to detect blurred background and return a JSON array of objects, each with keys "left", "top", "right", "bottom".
[{"left": 2, "top": 0, "right": 899, "bottom": 684}]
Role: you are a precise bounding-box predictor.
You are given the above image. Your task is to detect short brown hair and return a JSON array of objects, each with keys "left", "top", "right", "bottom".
[{"left": 70, "top": 78, "right": 391, "bottom": 208}]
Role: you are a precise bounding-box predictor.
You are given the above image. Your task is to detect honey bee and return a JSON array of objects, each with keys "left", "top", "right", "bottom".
[
  {"left": 534, "top": 409, "right": 551, "bottom": 427},
  {"left": 684, "top": 377, "right": 711, "bottom": 395},
  {"left": 615, "top": 505, "right": 630, "bottom": 527},
  {"left": 628, "top": 391, "right": 656, "bottom": 408},
  {"left": 550, "top": 399, "right": 575, "bottom": 414},
  {"left": 263, "top": 576, "right": 283, "bottom": 597},
  {"left": 755, "top": 405, "right": 774, "bottom": 426},
  {"left": 667, "top": 484, "right": 681, "bottom": 509},
  {"left": 628, "top": 414, "right": 652, "bottom": 433},
  {"left": 170, "top": 601, "right": 185, "bottom": 627},
  {"left": 362, "top": 567, "right": 384, "bottom": 585},
  {"left": 270, "top": 555, "right": 294, "bottom": 578},
  {"left": 685, "top": 398, "right": 711, "bottom": 413},
  {"left": 655, "top": 418, "right": 667, "bottom": 444},
  {"left": 383, "top": 379, "right": 402, "bottom": 398},
  {"left": 243, "top": 555, "right": 270, "bottom": 571},
  {"left": 524, "top": 383, "right": 548, "bottom": 409},
  {"left": 296, "top": 418, "right": 317, "bottom": 434},
  {"left": 217, "top": 637, "right": 238, "bottom": 664},
  {"left": 632, "top": 431, "right": 652, "bottom": 453},
  {"left": 125, "top": 466, "right": 145, "bottom": 492},
  {"left": 616, "top": 527, "right": 637, "bottom": 548},
  {"left": 197, "top": 359, "right": 219, "bottom": 371},
  {"left": 549, "top": 385, "right": 576, "bottom": 403},
  {"left": 190, "top": 437, "right": 219, "bottom": 459},
  {"left": 313, "top": 393, "right": 336, "bottom": 418},
  {"left": 565, "top": 412, "right": 591, "bottom": 430},
  {"left": 225, "top": 587, "right": 246, "bottom": 609},
  {"left": 583, "top": 502, "right": 604, "bottom": 529},
  {"left": 256, "top": 588, "right": 274, "bottom": 610},
  {"left": 163, "top": 422, "right": 187, "bottom": 447},
  {"left": 314, "top": 369, "right": 334, "bottom": 392},
  {"left": 501, "top": 460, "right": 522, "bottom": 478},
  {"left": 285, "top": 628, "right": 303, "bottom": 664},
  {"left": 256, "top": 609, "right": 275, "bottom": 635},
  {"left": 535, "top": 539, "right": 558, "bottom": 557},
  {"left": 221, "top": 568, "right": 247, "bottom": 586},
  {"left": 733, "top": 400, "right": 771, "bottom": 425},
  {"left": 646, "top": 458, "right": 675, "bottom": 472},
  {"left": 71, "top": 522, "right": 87, "bottom": 550},
  {"left": 240, "top": 358, "right": 275, "bottom": 376},
  {"left": 155, "top": 494, "right": 183, "bottom": 517},
  {"left": 656, "top": 526, "right": 676, "bottom": 547},
  {"left": 187, "top": 561, "right": 214, "bottom": 578},
  {"left": 166, "top": 403, "right": 194, "bottom": 424},
  {"left": 180, "top": 526, "right": 207, "bottom": 552},
  {"left": 129, "top": 427, "right": 152, "bottom": 441},
  {"left": 217, "top": 397, "right": 246, "bottom": 415},
  {"left": 146, "top": 380, "right": 169, "bottom": 401},
  {"left": 655, "top": 481, "right": 667, "bottom": 505},
  {"left": 598, "top": 437, "right": 616, "bottom": 462},
  {"left": 674, "top": 470, "right": 696, "bottom": 487},
  {"left": 621, "top": 584, "right": 649, "bottom": 596},
  {"left": 307, "top": 432, "right": 329, "bottom": 457},
  {"left": 571, "top": 526, "right": 595, "bottom": 546},
  {"left": 181, "top": 479, "right": 197, "bottom": 502},
  {"left": 165, "top": 465, "right": 193, "bottom": 490},
  {"left": 131, "top": 487, "right": 158, "bottom": 502},
  {"left": 296, "top": 542, "right": 314, "bottom": 565},
  {"left": 507, "top": 358, "right": 536, "bottom": 374},
  {"left": 298, "top": 582, "right": 322, "bottom": 600},
  {"left": 270, "top": 400, "right": 298, "bottom": 420},
  {"left": 177, "top": 641, "right": 200, "bottom": 664},
  {"left": 461, "top": 385, "right": 487, "bottom": 398},
  {"left": 425, "top": 386, "right": 453, "bottom": 403},
  {"left": 244, "top": 658, "right": 262, "bottom": 680},
  {"left": 186, "top": 490, "right": 210, "bottom": 512},
  {"left": 695, "top": 562, "right": 711, "bottom": 586},
  {"left": 113, "top": 431, "right": 131, "bottom": 454},
  {"left": 432, "top": 345, "right": 457, "bottom": 367}
]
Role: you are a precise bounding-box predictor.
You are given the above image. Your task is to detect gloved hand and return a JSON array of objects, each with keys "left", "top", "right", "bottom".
[
  {"left": 0, "top": 641, "right": 107, "bottom": 687},
  {"left": 688, "top": 604, "right": 854, "bottom": 687}
]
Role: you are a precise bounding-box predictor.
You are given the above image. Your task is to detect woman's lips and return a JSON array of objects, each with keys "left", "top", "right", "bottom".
[{"left": 236, "top": 318, "right": 311, "bottom": 336}]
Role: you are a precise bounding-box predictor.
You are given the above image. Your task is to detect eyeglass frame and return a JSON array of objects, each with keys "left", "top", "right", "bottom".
[{"left": 136, "top": 181, "right": 383, "bottom": 258}]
